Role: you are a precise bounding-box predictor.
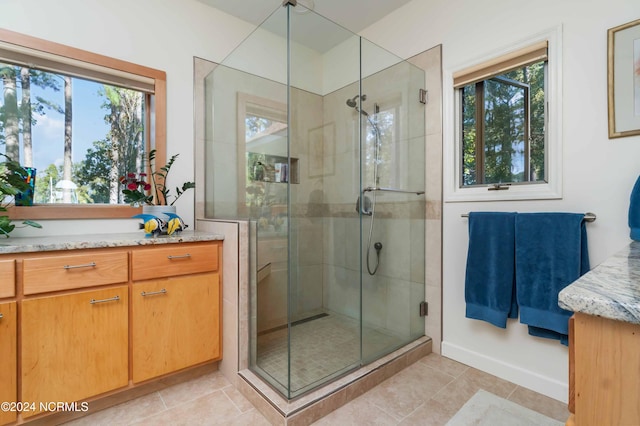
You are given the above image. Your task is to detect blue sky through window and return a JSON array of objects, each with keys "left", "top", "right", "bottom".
[{"left": 19, "top": 77, "right": 110, "bottom": 173}]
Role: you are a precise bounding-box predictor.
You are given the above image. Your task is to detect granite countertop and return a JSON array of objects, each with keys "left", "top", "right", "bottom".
[
  {"left": 559, "top": 241, "right": 640, "bottom": 324},
  {"left": 0, "top": 230, "right": 224, "bottom": 254}
]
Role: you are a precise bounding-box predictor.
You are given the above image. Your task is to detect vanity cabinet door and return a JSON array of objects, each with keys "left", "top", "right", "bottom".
[
  {"left": 573, "top": 313, "right": 640, "bottom": 426},
  {"left": 21, "top": 286, "right": 129, "bottom": 418},
  {"left": 0, "top": 302, "right": 16, "bottom": 426},
  {"left": 132, "top": 272, "right": 221, "bottom": 383}
]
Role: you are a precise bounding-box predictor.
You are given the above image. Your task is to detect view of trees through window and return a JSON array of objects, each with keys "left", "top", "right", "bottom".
[
  {"left": 244, "top": 114, "right": 288, "bottom": 221},
  {"left": 364, "top": 107, "right": 398, "bottom": 189},
  {"left": 0, "top": 62, "right": 146, "bottom": 204},
  {"left": 461, "top": 60, "right": 546, "bottom": 186}
]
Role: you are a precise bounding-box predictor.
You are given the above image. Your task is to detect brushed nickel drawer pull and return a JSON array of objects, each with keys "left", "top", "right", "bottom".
[
  {"left": 167, "top": 254, "right": 191, "bottom": 260},
  {"left": 0, "top": 313, "right": 3, "bottom": 319},
  {"left": 141, "top": 288, "right": 167, "bottom": 297},
  {"left": 89, "top": 295, "right": 120, "bottom": 304},
  {"left": 64, "top": 262, "right": 97, "bottom": 270}
]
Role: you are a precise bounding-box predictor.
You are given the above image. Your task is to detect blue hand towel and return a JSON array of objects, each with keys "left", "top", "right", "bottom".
[
  {"left": 515, "top": 213, "right": 589, "bottom": 344},
  {"left": 629, "top": 175, "right": 640, "bottom": 241},
  {"left": 465, "top": 212, "right": 517, "bottom": 328}
]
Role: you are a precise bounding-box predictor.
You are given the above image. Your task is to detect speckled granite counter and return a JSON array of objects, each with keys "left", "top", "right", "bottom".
[
  {"left": 0, "top": 230, "right": 224, "bottom": 254},
  {"left": 559, "top": 241, "right": 640, "bottom": 324}
]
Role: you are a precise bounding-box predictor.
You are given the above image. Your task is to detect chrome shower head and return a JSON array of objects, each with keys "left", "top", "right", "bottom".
[{"left": 346, "top": 94, "right": 367, "bottom": 108}]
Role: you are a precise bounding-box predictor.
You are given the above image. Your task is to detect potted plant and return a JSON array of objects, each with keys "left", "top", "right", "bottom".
[
  {"left": 120, "top": 150, "right": 194, "bottom": 236},
  {"left": 0, "top": 154, "right": 41, "bottom": 237},
  {"left": 120, "top": 149, "right": 195, "bottom": 209}
]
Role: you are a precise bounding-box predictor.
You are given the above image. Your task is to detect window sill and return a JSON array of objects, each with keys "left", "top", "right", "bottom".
[
  {"left": 7, "top": 205, "right": 142, "bottom": 220},
  {"left": 444, "top": 181, "right": 562, "bottom": 203}
]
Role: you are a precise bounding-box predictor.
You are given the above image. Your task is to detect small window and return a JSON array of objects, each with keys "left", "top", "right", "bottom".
[
  {"left": 447, "top": 30, "right": 562, "bottom": 203},
  {"left": 455, "top": 42, "right": 547, "bottom": 188}
]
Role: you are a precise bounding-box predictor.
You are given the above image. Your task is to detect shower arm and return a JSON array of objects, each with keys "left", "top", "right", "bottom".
[{"left": 363, "top": 186, "right": 425, "bottom": 196}]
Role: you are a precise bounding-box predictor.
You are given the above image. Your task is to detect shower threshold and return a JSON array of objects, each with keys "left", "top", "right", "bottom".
[{"left": 237, "top": 335, "right": 432, "bottom": 425}]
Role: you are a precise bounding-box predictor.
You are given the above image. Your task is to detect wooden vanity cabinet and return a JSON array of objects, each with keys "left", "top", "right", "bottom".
[
  {"left": 131, "top": 242, "right": 221, "bottom": 383},
  {"left": 0, "top": 302, "right": 17, "bottom": 426},
  {"left": 0, "top": 237, "right": 221, "bottom": 423},
  {"left": 21, "top": 286, "right": 129, "bottom": 418},
  {"left": 132, "top": 273, "right": 221, "bottom": 382},
  {"left": 569, "top": 312, "right": 640, "bottom": 426}
]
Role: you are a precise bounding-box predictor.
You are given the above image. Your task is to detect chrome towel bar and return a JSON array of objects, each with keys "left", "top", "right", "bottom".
[{"left": 461, "top": 212, "right": 597, "bottom": 222}]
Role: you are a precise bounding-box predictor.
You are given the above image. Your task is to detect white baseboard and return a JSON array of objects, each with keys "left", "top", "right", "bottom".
[{"left": 441, "top": 341, "right": 568, "bottom": 403}]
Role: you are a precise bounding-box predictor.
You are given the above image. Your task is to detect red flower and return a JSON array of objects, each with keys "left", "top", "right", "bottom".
[{"left": 127, "top": 182, "right": 138, "bottom": 190}]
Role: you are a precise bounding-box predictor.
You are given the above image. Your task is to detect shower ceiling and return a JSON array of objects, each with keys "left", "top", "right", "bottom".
[{"left": 196, "top": 0, "right": 414, "bottom": 51}]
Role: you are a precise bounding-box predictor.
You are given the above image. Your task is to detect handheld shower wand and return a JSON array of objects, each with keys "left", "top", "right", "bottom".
[{"left": 346, "top": 94, "right": 383, "bottom": 275}]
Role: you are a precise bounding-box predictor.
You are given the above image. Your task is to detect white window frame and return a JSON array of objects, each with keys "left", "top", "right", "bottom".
[{"left": 444, "top": 26, "right": 563, "bottom": 202}]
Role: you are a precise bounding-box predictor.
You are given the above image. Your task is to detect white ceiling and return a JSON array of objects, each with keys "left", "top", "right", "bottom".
[{"left": 196, "top": 0, "right": 413, "bottom": 52}]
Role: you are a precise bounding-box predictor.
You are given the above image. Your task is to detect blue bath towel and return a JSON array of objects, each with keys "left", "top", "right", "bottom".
[
  {"left": 515, "top": 213, "right": 589, "bottom": 344},
  {"left": 465, "top": 212, "right": 518, "bottom": 328},
  {"left": 629, "top": 175, "right": 640, "bottom": 241}
]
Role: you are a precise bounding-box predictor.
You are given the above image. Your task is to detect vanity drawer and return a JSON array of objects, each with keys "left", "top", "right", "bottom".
[
  {"left": 23, "top": 252, "right": 129, "bottom": 295},
  {"left": 131, "top": 242, "right": 218, "bottom": 281},
  {"left": 0, "top": 260, "right": 15, "bottom": 298}
]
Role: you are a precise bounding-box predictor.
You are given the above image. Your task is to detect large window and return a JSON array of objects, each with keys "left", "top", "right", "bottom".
[
  {"left": 0, "top": 71, "right": 146, "bottom": 204},
  {"left": 0, "top": 28, "right": 166, "bottom": 219}
]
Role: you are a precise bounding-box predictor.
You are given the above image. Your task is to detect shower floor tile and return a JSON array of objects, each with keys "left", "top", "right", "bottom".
[{"left": 256, "top": 312, "right": 404, "bottom": 393}]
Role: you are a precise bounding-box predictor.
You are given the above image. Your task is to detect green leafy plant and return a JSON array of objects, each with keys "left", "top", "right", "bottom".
[
  {"left": 0, "top": 154, "right": 42, "bottom": 237},
  {"left": 120, "top": 149, "right": 195, "bottom": 206}
]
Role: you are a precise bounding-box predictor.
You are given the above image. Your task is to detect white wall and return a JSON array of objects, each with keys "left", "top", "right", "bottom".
[
  {"left": 362, "top": 0, "right": 640, "bottom": 402},
  {"left": 0, "top": 0, "right": 254, "bottom": 236},
  {"left": 4, "top": 0, "right": 639, "bottom": 403}
]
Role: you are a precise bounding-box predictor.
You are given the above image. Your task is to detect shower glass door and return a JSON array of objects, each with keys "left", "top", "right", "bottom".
[
  {"left": 205, "top": 1, "right": 425, "bottom": 400},
  {"left": 287, "top": 6, "right": 363, "bottom": 397},
  {"left": 359, "top": 40, "right": 426, "bottom": 363}
]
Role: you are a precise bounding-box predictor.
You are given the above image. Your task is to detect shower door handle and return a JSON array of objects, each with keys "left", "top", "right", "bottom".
[{"left": 356, "top": 195, "right": 372, "bottom": 216}]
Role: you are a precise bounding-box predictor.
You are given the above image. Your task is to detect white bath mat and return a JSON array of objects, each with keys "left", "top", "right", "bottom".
[{"left": 446, "top": 389, "right": 564, "bottom": 426}]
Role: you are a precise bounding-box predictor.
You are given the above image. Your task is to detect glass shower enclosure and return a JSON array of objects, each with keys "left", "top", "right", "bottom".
[{"left": 204, "top": 1, "right": 426, "bottom": 399}]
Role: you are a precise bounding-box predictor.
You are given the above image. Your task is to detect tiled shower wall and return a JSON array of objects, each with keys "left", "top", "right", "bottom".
[{"left": 319, "top": 58, "right": 429, "bottom": 341}]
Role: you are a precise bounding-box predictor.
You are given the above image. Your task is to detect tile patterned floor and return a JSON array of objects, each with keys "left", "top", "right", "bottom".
[
  {"left": 64, "top": 353, "right": 569, "bottom": 425},
  {"left": 257, "top": 313, "right": 403, "bottom": 393}
]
